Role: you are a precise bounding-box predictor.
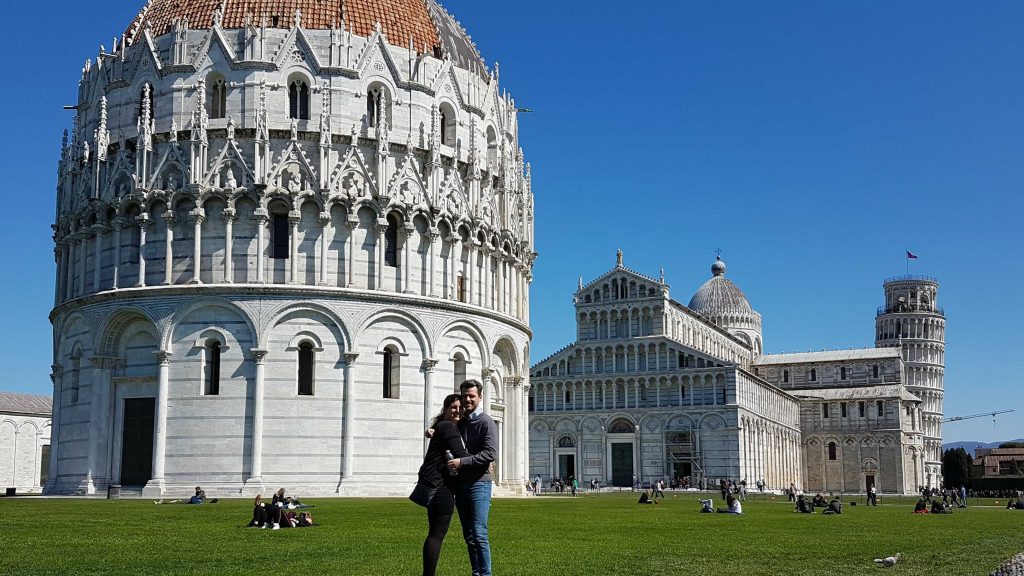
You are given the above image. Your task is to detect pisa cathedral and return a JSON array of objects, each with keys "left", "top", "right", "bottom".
[
  {"left": 47, "top": 0, "right": 534, "bottom": 496},
  {"left": 528, "top": 254, "right": 945, "bottom": 494}
]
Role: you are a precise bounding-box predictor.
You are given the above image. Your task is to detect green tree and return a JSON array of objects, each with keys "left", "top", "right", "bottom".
[
  {"left": 942, "top": 447, "right": 973, "bottom": 488},
  {"left": 998, "top": 441, "right": 1024, "bottom": 448}
]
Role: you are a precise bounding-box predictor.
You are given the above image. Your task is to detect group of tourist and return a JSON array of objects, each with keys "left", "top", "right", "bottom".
[
  {"left": 1004, "top": 498, "right": 1024, "bottom": 510},
  {"left": 913, "top": 497, "right": 954, "bottom": 514},
  {"left": 693, "top": 493, "right": 744, "bottom": 514},
  {"left": 414, "top": 380, "right": 497, "bottom": 576},
  {"left": 248, "top": 488, "right": 314, "bottom": 529},
  {"left": 793, "top": 493, "right": 842, "bottom": 514}
]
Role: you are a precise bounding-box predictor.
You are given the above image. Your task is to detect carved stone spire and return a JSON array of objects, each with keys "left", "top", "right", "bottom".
[
  {"left": 320, "top": 82, "right": 332, "bottom": 147},
  {"left": 256, "top": 79, "right": 269, "bottom": 141},
  {"left": 139, "top": 83, "right": 153, "bottom": 151},
  {"left": 191, "top": 78, "right": 208, "bottom": 145},
  {"left": 375, "top": 93, "right": 389, "bottom": 155},
  {"left": 616, "top": 248, "right": 623, "bottom": 268},
  {"left": 94, "top": 96, "right": 109, "bottom": 162}
]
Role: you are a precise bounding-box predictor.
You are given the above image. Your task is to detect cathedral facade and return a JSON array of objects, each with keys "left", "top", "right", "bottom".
[
  {"left": 48, "top": 0, "right": 533, "bottom": 496},
  {"left": 528, "top": 254, "right": 944, "bottom": 494}
]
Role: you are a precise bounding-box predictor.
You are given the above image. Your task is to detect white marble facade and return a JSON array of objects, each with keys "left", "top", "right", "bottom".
[
  {"left": 48, "top": 0, "right": 533, "bottom": 497},
  {"left": 0, "top": 393, "right": 52, "bottom": 493},
  {"left": 530, "top": 257, "right": 944, "bottom": 494}
]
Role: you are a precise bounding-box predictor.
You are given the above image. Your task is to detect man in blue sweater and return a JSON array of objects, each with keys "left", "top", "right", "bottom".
[{"left": 447, "top": 379, "right": 497, "bottom": 576}]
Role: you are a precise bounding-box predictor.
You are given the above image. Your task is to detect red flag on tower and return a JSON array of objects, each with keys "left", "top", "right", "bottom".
[{"left": 906, "top": 251, "right": 918, "bottom": 259}]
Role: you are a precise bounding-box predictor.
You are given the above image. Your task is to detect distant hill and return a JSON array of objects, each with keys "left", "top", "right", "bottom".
[{"left": 943, "top": 439, "right": 1024, "bottom": 457}]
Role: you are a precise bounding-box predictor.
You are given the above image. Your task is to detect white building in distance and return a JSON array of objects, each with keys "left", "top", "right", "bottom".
[
  {"left": 528, "top": 254, "right": 944, "bottom": 494},
  {"left": 48, "top": 0, "right": 534, "bottom": 497},
  {"left": 0, "top": 392, "right": 52, "bottom": 493}
]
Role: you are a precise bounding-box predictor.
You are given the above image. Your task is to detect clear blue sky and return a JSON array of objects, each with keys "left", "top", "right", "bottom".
[{"left": 2, "top": 1, "right": 1021, "bottom": 443}]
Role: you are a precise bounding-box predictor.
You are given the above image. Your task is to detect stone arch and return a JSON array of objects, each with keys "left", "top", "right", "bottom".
[
  {"left": 640, "top": 415, "right": 664, "bottom": 433},
  {"left": 355, "top": 307, "right": 430, "bottom": 357},
  {"left": 581, "top": 417, "right": 603, "bottom": 433},
  {"left": 554, "top": 418, "right": 578, "bottom": 433},
  {"left": 160, "top": 296, "right": 256, "bottom": 352},
  {"left": 435, "top": 318, "right": 489, "bottom": 363},
  {"left": 491, "top": 336, "right": 519, "bottom": 377},
  {"left": 530, "top": 419, "right": 550, "bottom": 432},
  {"left": 264, "top": 302, "right": 350, "bottom": 352},
  {"left": 95, "top": 307, "right": 159, "bottom": 356},
  {"left": 606, "top": 415, "right": 636, "bottom": 433}
]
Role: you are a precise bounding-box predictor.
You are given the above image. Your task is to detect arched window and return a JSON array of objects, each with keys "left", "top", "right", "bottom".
[
  {"left": 367, "top": 86, "right": 389, "bottom": 127},
  {"left": 783, "top": 370, "right": 789, "bottom": 383},
  {"left": 872, "top": 364, "right": 879, "bottom": 379},
  {"left": 564, "top": 389, "right": 573, "bottom": 406},
  {"left": 203, "top": 339, "right": 221, "bottom": 395},
  {"left": 828, "top": 441, "right": 837, "bottom": 461},
  {"left": 453, "top": 354, "right": 467, "bottom": 391},
  {"left": 840, "top": 366, "right": 847, "bottom": 380},
  {"left": 557, "top": 435, "right": 575, "bottom": 448},
  {"left": 384, "top": 214, "right": 398, "bottom": 267},
  {"left": 289, "top": 78, "right": 310, "bottom": 120},
  {"left": 486, "top": 126, "right": 497, "bottom": 168},
  {"left": 209, "top": 75, "right": 226, "bottom": 119},
  {"left": 680, "top": 385, "right": 686, "bottom": 403},
  {"left": 608, "top": 418, "right": 635, "bottom": 434},
  {"left": 297, "top": 342, "right": 315, "bottom": 395},
  {"left": 822, "top": 403, "right": 829, "bottom": 418},
  {"left": 439, "top": 102, "right": 456, "bottom": 146},
  {"left": 382, "top": 346, "right": 400, "bottom": 399},
  {"left": 809, "top": 368, "right": 817, "bottom": 381}
]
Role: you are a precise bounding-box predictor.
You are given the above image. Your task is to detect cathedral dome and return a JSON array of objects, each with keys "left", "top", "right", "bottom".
[
  {"left": 124, "top": 0, "right": 488, "bottom": 76},
  {"left": 688, "top": 257, "right": 753, "bottom": 315}
]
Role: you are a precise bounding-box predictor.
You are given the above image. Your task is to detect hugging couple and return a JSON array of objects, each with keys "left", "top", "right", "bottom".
[{"left": 414, "top": 379, "right": 497, "bottom": 576}]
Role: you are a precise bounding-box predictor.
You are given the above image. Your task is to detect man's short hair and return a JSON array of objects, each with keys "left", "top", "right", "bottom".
[{"left": 460, "top": 379, "right": 483, "bottom": 396}]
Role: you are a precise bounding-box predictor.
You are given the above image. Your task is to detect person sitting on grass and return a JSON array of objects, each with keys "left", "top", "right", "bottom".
[
  {"left": 913, "top": 498, "right": 929, "bottom": 514},
  {"left": 718, "top": 493, "right": 743, "bottom": 514},
  {"left": 249, "top": 495, "right": 267, "bottom": 527},
  {"left": 811, "top": 493, "right": 827, "bottom": 509},
  {"left": 795, "top": 494, "right": 813, "bottom": 513},
  {"left": 638, "top": 490, "right": 654, "bottom": 504},
  {"left": 188, "top": 486, "right": 206, "bottom": 504},
  {"left": 823, "top": 497, "right": 842, "bottom": 515},
  {"left": 296, "top": 512, "right": 315, "bottom": 527},
  {"left": 1016, "top": 499, "right": 1024, "bottom": 510},
  {"left": 699, "top": 498, "right": 715, "bottom": 513}
]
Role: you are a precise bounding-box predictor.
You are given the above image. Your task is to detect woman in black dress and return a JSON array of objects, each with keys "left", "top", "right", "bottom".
[{"left": 419, "top": 393, "right": 471, "bottom": 576}]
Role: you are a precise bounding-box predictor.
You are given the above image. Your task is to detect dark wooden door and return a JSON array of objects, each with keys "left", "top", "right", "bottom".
[
  {"left": 120, "top": 398, "right": 155, "bottom": 486},
  {"left": 611, "top": 443, "right": 633, "bottom": 487}
]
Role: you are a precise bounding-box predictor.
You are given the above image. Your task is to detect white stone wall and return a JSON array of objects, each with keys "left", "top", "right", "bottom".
[
  {"left": 0, "top": 412, "right": 51, "bottom": 492},
  {"left": 48, "top": 291, "right": 530, "bottom": 497}
]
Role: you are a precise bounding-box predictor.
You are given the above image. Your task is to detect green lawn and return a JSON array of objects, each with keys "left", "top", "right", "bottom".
[{"left": 1, "top": 492, "right": 1020, "bottom": 575}]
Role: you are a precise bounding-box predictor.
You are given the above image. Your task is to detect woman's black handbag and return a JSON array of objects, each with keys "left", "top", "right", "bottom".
[{"left": 409, "top": 482, "right": 436, "bottom": 507}]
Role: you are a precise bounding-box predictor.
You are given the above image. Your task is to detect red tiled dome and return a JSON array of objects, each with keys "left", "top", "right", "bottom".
[{"left": 124, "top": 0, "right": 487, "bottom": 75}]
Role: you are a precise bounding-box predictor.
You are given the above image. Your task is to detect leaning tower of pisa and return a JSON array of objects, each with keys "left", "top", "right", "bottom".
[{"left": 875, "top": 275, "right": 945, "bottom": 488}]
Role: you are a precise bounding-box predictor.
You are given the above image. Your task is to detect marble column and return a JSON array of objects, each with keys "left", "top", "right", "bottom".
[
  {"left": 223, "top": 209, "right": 235, "bottom": 283},
  {"left": 92, "top": 224, "right": 104, "bottom": 292},
  {"left": 422, "top": 359, "right": 439, "bottom": 453},
  {"left": 65, "top": 234, "right": 76, "bottom": 299},
  {"left": 255, "top": 209, "right": 268, "bottom": 283},
  {"left": 403, "top": 223, "right": 414, "bottom": 293},
  {"left": 375, "top": 220, "right": 387, "bottom": 290},
  {"left": 318, "top": 212, "right": 330, "bottom": 285},
  {"left": 162, "top": 210, "right": 175, "bottom": 285},
  {"left": 86, "top": 356, "right": 117, "bottom": 492},
  {"left": 111, "top": 218, "right": 123, "bottom": 289},
  {"left": 189, "top": 209, "right": 204, "bottom": 283},
  {"left": 345, "top": 215, "right": 358, "bottom": 287},
  {"left": 427, "top": 229, "right": 439, "bottom": 297},
  {"left": 45, "top": 365, "right": 63, "bottom": 491},
  {"left": 466, "top": 241, "right": 476, "bottom": 305},
  {"left": 77, "top": 231, "right": 87, "bottom": 296},
  {"left": 289, "top": 210, "right": 300, "bottom": 284},
  {"left": 495, "top": 252, "right": 504, "bottom": 312},
  {"left": 342, "top": 352, "right": 359, "bottom": 478},
  {"left": 145, "top": 350, "right": 172, "bottom": 496},
  {"left": 248, "top": 349, "right": 268, "bottom": 484},
  {"left": 135, "top": 215, "right": 149, "bottom": 287}
]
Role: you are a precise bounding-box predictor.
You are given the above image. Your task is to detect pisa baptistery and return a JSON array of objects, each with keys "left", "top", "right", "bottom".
[{"left": 47, "top": 0, "right": 535, "bottom": 496}]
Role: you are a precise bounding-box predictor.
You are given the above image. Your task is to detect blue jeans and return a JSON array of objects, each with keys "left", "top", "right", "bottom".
[{"left": 455, "top": 481, "right": 492, "bottom": 576}]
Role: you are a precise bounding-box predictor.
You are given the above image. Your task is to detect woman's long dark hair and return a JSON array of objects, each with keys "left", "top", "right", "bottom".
[{"left": 431, "top": 393, "right": 463, "bottom": 427}]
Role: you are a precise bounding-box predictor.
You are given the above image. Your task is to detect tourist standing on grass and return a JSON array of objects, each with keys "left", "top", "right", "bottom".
[
  {"left": 447, "top": 380, "right": 497, "bottom": 576},
  {"left": 868, "top": 484, "right": 878, "bottom": 506},
  {"left": 418, "top": 394, "right": 472, "bottom": 576},
  {"left": 787, "top": 483, "right": 797, "bottom": 502},
  {"left": 959, "top": 485, "right": 967, "bottom": 508}
]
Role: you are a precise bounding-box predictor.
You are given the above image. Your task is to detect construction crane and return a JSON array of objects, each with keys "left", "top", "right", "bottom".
[{"left": 943, "top": 409, "right": 1014, "bottom": 425}]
